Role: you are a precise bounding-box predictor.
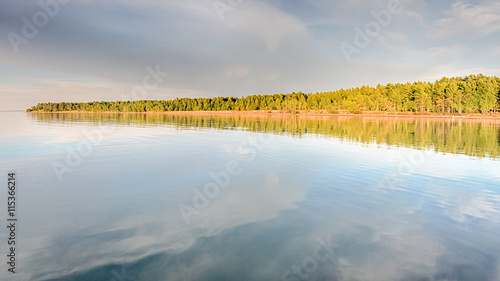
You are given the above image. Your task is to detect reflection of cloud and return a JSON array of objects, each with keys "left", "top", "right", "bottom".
[
  {"left": 301, "top": 201, "right": 446, "bottom": 281},
  {"left": 6, "top": 117, "right": 500, "bottom": 280},
  {"left": 25, "top": 168, "right": 311, "bottom": 280},
  {"left": 438, "top": 188, "right": 500, "bottom": 223},
  {"left": 329, "top": 229, "right": 444, "bottom": 281},
  {"left": 188, "top": 172, "right": 309, "bottom": 228}
]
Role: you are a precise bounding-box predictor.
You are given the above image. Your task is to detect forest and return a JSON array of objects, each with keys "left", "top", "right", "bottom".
[{"left": 27, "top": 74, "right": 500, "bottom": 114}]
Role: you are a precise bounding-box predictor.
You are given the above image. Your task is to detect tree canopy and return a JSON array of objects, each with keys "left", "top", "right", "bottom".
[{"left": 27, "top": 74, "right": 500, "bottom": 114}]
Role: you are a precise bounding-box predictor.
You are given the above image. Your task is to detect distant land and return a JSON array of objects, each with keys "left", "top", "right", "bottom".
[{"left": 27, "top": 74, "right": 500, "bottom": 116}]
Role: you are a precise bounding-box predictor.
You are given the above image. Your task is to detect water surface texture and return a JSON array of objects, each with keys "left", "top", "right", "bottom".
[{"left": 1, "top": 112, "right": 500, "bottom": 281}]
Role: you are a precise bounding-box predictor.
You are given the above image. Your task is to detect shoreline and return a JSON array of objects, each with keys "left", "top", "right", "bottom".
[{"left": 26, "top": 110, "right": 500, "bottom": 121}]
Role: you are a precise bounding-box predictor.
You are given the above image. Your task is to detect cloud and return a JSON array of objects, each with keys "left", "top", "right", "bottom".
[
  {"left": 224, "top": 65, "right": 251, "bottom": 79},
  {"left": 1, "top": 0, "right": 500, "bottom": 111},
  {"left": 427, "top": 44, "right": 470, "bottom": 58},
  {"left": 375, "top": 31, "right": 413, "bottom": 55},
  {"left": 433, "top": 1, "right": 500, "bottom": 39},
  {"left": 415, "top": 65, "right": 500, "bottom": 82},
  {"left": 0, "top": 0, "right": 321, "bottom": 104},
  {"left": 401, "top": 9, "right": 426, "bottom": 26},
  {"left": 0, "top": 78, "right": 212, "bottom": 110}
]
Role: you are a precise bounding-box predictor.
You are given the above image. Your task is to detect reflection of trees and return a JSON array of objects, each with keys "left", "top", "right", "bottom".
[{"left": 31, "top": 113, "right": 500, "bottom": 159}]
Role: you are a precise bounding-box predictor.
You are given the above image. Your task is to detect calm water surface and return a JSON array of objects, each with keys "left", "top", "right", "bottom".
[{"left": 1, "top": 112, "right": 500, "bottom": 281}]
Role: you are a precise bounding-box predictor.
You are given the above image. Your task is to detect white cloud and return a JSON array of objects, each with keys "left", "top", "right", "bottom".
[
  {"left": 224, "top": 65, "right": 251, "bottom": 79},
  {"left": 416, "top": 65, "right": 500, "bottom": 82},
  {"left": 220, "top": 1, "right": 309, "bottom": 51},
  {"left": 433, "top": 1, "right": 500, "bottom": 39},
  {"left": 0, "top": 78, "right": 212, "bottom": 110},
  {"left": 401, "top": 9, "right": 426, "bottom": 27},
  {"left": 375, "top": 31, "right": 413, "bottom": 55},
  {"left": 427, "top": 44, "right": 470, "bottom": 58}
]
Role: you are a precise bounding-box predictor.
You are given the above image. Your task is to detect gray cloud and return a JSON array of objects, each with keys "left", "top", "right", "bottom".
[{"left": 1, "top": 0, "right": 499, "bottom": 110}]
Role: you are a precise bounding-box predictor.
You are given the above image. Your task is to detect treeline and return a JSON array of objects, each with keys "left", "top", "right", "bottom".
[
  {"left": 31, "top": 112, "right": 500, "bottom": 158},
  {"left": 27, "top": 74, "right": 500, "bottom": 114}
]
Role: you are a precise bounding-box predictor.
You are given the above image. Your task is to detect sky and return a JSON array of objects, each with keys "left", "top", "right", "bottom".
[{"left": 1, "top": 0, "right": 500, "bottom": 110}]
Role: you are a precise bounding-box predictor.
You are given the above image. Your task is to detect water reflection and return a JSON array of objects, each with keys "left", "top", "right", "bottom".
[
  {"left": 1, "top": 112, "right": 499, "bottom": 281},
  {"left": 30, "top": 112, "right": 500, "bottom": 159}
]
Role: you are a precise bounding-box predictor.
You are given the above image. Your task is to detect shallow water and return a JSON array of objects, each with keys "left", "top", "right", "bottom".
[{"left": 1, "top": 112, "right": 499, "bottom": 281}]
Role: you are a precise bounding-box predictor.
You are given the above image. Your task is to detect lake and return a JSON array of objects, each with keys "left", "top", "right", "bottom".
[{"left": 1, "top": 112, "right": 500, "bottom": 281}]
